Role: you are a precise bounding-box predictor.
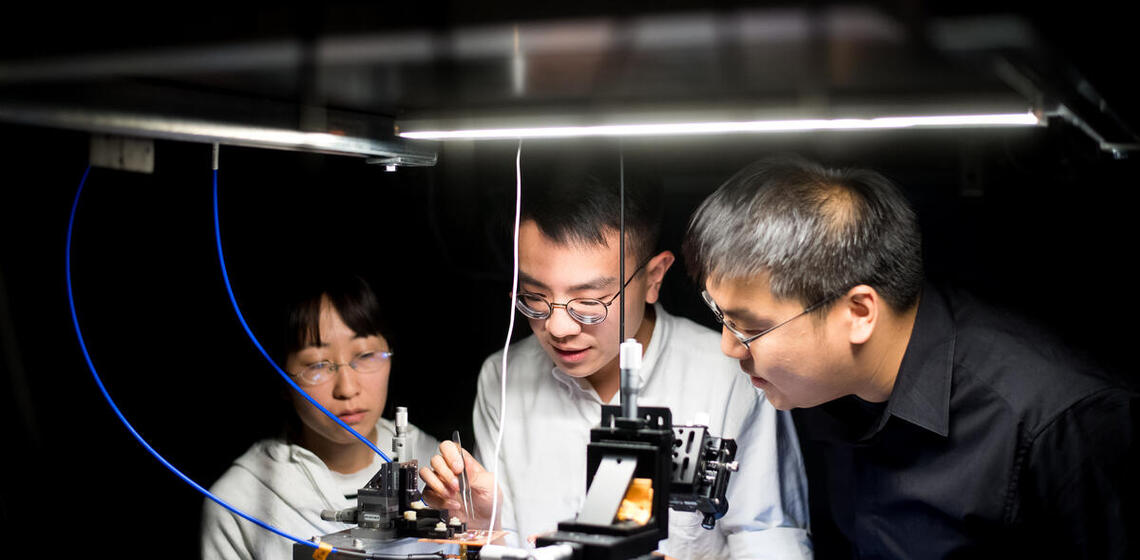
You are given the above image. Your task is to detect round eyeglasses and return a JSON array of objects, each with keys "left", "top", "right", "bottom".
[
  {"left": 701, "top": 290, "right": 838, "bottom": 349},
  {"left": 514, "top": 259, "right": 650, "bottom": 325},
  {"left": 291, "top": 350, "right": 393, "bottom": 386}
]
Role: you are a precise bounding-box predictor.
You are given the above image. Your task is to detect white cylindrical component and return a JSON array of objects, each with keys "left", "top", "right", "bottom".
[
  {"left": 477, "top": 545, "right": 532, "bottom": 560},
  {"left": 619, "top": 339, "right": 642, "bottom": 369},
  {"left": 403, "top": 510, "right": 417, "bottom": 521},
  {"left": 620, "top": 338, "right": 643, "bottom": 419},
  {"left": 531, "top": 544, "right": 577, "bottom": 560},
  {"left": 392, "top": 406, "right": 409, "bottom": 462},
  {"left": 450, "top": 516, "right": 462, "bottom": 525},
  {"left": 434, "top": 521, "right": 447, "bottom": 532},
  {"left": 395, "top": 407, "right": 408, "bottom": 432}
]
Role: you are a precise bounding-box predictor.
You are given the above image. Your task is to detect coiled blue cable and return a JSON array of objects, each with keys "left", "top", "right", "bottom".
[
  {"left": 211, "top": 166, "right": 391, "bottom": 462},
  {"left": 69, "top": 165, "right": 441, "bottom": 560},
  {"left": 65, "top": 165, "right": 338, "bottom": 555}
]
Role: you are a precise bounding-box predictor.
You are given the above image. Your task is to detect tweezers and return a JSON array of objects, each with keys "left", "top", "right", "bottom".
[{"left": 451, "top": 430, "right": 474, "bottom": 521}]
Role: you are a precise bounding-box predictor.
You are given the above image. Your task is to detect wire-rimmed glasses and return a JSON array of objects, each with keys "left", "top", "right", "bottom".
[
  {"left": 291, "top": 350, "right": 394, "bottom": 386},
  {"left": 701, "top": 290, "right": 839, "bottom": 349},
  {"left": 514, "top": 259, "right": 651, "bottom": 325}
]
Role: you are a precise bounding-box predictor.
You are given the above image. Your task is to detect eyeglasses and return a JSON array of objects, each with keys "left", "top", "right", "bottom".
[
  {"left": 291, "top": 350, "right": 393, "bottom": 386},
  {"left": 514, "top": 259, "right": 651, "bottom": 325},
  {"left": 701, "top": 290, "right": 837, "bottom": 350}
]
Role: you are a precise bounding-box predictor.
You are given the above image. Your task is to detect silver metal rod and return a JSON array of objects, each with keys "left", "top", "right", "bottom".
[{"left": 0, "top": 104, "right": 438, "bottom": 164}]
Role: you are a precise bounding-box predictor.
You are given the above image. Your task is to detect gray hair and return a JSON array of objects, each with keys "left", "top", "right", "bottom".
[{"left": 683, "top": 155, "right": 923, "bottom": 311}]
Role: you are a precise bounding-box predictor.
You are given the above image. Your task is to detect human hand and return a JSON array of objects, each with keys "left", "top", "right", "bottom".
[{"left": 419, "top": 440, "right": 502, "bottom": 530}]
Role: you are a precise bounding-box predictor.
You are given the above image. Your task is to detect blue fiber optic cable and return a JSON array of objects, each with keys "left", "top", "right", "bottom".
[
  {"left": 212, "top": 167, "right": 391, "bottom": 463},
  {"left": 66, "top": 166, "right": 354, "bottom": 556},
  {"left": 69, "top": 166, "right": 443, "bottom": 560}
]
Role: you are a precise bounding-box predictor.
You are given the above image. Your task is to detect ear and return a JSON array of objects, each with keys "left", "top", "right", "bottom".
[
  {"left": 842, "top": 285, "right": 879, "bottom": 345},
  {"left": 643, "top": 250, "right": 676, "bottom": 304}
]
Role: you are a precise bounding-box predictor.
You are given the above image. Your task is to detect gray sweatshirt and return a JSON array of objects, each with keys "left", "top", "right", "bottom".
[{"left": 201, "top": 418, "right": 438, "bottom": 560}]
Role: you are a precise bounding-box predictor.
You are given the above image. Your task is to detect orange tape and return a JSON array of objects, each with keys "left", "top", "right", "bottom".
[{"left": 312, "top": 541, "right": 333, "bottom": 560}]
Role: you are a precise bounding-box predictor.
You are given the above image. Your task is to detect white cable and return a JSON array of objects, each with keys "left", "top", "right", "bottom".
[{"left": 487, "top": 138, "right": 523, "bottom": 545}]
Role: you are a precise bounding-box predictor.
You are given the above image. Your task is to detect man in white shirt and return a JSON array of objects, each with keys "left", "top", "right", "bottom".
[{"left": 421, "top": 149, "right": 811, "bottom": 559}]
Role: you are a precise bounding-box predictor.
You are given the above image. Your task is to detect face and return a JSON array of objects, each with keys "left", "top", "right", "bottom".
[
  {"left": 704, "top": 274, "right": 853, "bottom": 410},
  {"left": 284, "top": 296, "right": 391, "bottom": 446},
  {"left": 517, "top": 220, "right": 672, "bottom": 379}
]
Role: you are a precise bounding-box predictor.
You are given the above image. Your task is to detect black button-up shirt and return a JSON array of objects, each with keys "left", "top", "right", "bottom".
[{"left": 793, "top": 285, "right": 1138, "bottom": 559}]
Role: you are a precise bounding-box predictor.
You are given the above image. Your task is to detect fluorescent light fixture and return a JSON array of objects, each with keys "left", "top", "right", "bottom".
[{"left": 399, "top": 112, "right": 1041, "bottom": 140}]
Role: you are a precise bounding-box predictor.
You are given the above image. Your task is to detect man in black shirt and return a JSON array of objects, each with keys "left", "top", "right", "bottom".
[{"left": 682, "top": 155, "right": 1137, "bottom": 558}]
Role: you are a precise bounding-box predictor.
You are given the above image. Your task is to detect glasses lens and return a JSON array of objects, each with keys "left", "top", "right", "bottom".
[
  {"left": 516, "top": 294, "right": 551, "bottom": 319},
  {"left": 352, "top": 351, "right": 391, "bottom": 374},
  {"left": 700, "top": 291, "right": 724, "bottom": 323},
  {"left": 300, "top": 361, "right": 333, "bottom": 385},
  {"left": 568, "top": 298, "right": 607, "bottom": 324}
]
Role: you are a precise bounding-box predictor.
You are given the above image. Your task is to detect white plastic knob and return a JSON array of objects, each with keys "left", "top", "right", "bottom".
[{"left": 619, "top": 339, "right": 642, "bottom": 369}]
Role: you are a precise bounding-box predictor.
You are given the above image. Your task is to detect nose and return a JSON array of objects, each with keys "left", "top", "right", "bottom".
[
  {"left": 545, "top": 306, "right": 583, "bottom": 339},
  {"left": 332, "top": 366, "right": 361, "bottom": 399},
  {"left": 720, "top": 326, "right": 750, "bottom": 360}
]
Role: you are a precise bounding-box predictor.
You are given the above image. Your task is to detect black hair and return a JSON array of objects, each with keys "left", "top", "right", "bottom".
[
  {"left": 684, "top": 154, "right": 923, "bottom": 311},
  {"left": 519, "top": 142, "right": 663, "bottom": 263},
  {"left": 278, "top": 274, "right": 391, "bottom": 363}
]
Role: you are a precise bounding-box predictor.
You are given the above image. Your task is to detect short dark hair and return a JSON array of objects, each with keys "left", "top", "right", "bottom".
[
  {"left": 683, "top": 155, "right": 923, "bottom": 311},
  {"left": 278, "top": 274, "right": 391, "bottom": 363},
  {"left": 520, "top": 144, "right": 663, "bottom": 263}
]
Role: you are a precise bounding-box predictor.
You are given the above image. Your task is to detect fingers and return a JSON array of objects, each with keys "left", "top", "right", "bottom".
[
  {"left": 420, "top": 485, "right": 461, "bottom": 512},
  {"left": 419, "top": 462, "right": 455, "bottom": 499},
  {"left": 419, "top": 484, "right": 446, "bottom": 510},
  {"left": 429, "top": 454, "right": 460, "bottom": 492},
  {"left": 439, "top": 440, "right": 465, "bottom": 474},
  {"left": 419, "top": 441, "right": 491, "bottom": 525},
  {"left": 459, "top": 447, "right": 485, "bottom": 475}
]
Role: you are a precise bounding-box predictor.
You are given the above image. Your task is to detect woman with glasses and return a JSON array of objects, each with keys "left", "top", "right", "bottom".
[{"left": 201, "top": 274, "right": 439, "bottom": 560}]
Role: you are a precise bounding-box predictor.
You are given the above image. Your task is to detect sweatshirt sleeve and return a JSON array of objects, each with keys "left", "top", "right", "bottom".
[{"left": 201, "top": 498, "right": 255, "bottom": 560}]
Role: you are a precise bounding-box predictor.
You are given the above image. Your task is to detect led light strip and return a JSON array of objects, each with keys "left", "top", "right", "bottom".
[{"left": 399, "top": 112, "right": 1041, "bottom": 140}]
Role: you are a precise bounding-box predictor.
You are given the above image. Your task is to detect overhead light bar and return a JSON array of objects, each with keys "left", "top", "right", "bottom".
[{"left": 399, "top": 111, "right": 1041, "bottom": 140}]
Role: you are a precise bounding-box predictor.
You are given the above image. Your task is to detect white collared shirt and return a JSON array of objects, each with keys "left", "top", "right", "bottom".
[{"left": 473, "top": 304, "right": 812, "bottom": 559}]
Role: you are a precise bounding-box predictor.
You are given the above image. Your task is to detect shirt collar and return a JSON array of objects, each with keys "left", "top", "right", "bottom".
[
  {"left": 865, "top": 284, "right": 954, "bottom": 439},
  {"left": 549, "top": 303, "right": 668, "bottom": 404}
]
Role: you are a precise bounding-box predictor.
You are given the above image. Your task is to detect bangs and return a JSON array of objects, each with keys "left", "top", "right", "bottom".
[{"left": 283, "top": 275, "right": 388, "bottom": 359}]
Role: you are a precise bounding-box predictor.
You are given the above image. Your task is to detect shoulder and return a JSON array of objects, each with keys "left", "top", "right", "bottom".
[
  {"left": 649, "top": 307, "right": 760, "bottom": 430},
  {"left": 942, "top": 287, "right": 1128, "bottom": 433},
  {"left": 661, "top": 307, "right": 725, "bottom": 348},
  {"left": 655, "top": 307, "right": 747, "bottom": 384},
  {"left": 208, "top": 438, "right": 289, "bottom": 496},
  {"left": 476, "top": 335, "right": 550, "bottom": 393},
  {"left": 661, "top": 307, "right": 720, "bottom": 342}
]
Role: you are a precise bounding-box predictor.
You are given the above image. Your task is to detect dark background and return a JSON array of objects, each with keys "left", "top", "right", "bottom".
[{"left": 2, "top": 2, "right": 1138, "bottom": 558}]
